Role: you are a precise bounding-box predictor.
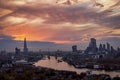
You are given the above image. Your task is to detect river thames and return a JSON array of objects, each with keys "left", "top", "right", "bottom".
[{"left": 34, "top": 56, "right": 120, "bottom": 77}]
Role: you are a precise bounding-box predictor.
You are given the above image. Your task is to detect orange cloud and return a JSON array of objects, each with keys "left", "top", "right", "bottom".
[{"left": 0, "top": 0, "right": 120, "bottom": 44}]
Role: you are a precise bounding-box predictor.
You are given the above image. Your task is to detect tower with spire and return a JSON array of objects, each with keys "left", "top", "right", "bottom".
[{"left": 23, "top": 38, "right": 28, "bottom": 53}]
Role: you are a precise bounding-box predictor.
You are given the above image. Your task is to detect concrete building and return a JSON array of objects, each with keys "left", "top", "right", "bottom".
[
  {"left": 72, "top": 45, "right": 77, "bottom": 53},
  {"left": 85, "top": 38, "right": 98, "bottom": 54},
  {"left": 15, "top": 47, "right": 20, "bottom": 55}
]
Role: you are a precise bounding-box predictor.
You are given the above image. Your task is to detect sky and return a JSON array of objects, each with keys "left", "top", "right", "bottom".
[{"left": 0, "top": 0, "right": 120, "bottom": 51}]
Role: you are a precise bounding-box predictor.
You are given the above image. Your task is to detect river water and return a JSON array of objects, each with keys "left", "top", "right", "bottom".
[{"left": 34, "top": 56, "right": 120, "bottom": 77}]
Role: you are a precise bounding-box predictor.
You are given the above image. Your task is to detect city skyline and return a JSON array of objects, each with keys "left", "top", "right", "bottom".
[
  {"left": 0, "top": 37, "right": 119, "bottom": 52},
  {"left": 0, "top": 0, "right": 120, "bottom": 51}
]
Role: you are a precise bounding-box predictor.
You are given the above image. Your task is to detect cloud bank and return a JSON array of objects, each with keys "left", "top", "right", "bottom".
[{"left": 0, "top": 0, "right": 120, "bottom": 51}]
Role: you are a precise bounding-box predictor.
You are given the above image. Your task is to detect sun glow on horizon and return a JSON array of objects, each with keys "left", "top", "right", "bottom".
[{"left": 0, "top": 0, "right": 120, "bottom": 46}]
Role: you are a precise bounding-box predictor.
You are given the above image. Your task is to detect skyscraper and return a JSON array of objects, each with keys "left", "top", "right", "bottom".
[
  {"left": 15, "top": 47, "right": 20, "bottom": 55},
  {"left": 72, "top": 45, "right": 77, "bottom": 52},
  {"left": 23, "top": 38, "right": 28, "bottom": 53},
  {"left": 106, "top": 43, "right": 110, "bottom": 52},
  {"left": 99, "top": 43, "right": 102, "bottom": 51},
  {"left": 85, "top": 38, "right": 98, "bottom": 54},
  {"left": 103, "top": 44, "right": 106, "bottom": 51},
  {"left": 89, "top": 38, "right": 97, "bottom": 48}
]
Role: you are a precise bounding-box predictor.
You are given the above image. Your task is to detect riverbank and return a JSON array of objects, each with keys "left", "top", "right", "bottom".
[
  {"left": 62, "top": 54, "right": 120, "bottom": 71},
  {"left": 34, "top": 56, "right": 120, "bottom": 77}
]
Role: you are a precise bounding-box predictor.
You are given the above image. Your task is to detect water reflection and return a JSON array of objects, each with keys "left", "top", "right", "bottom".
[{"left": 34, "top": 56, "right": 120, "bottom": 77}]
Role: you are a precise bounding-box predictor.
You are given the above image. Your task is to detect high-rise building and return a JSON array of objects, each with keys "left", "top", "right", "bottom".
[
  {"left": 111, "top": 46, "right": 115, "bottom": 53},
  {"left": 117, "top": 47, "right": 120, "bottom": 52},
  {"left": 72, "top": 45, "right": 77, "bottom": 52},
  {"left": 106, "top": 43, "right": 110, "bottom": 52},
  {"left": 23, "top": 38, "right": 28, "bottom": 53},
  {"left": 89, "top": 38, "right": 97, "bottom": 48},
  {"left": 15, "top": 47, "right": 20, "bottom": 54},
  {"left": 103, "top": 44, "right": 106, "bottom": 51},
  {"left": 99, "top": 43, "right": 102, "bottom": 51},
  {"left": 85, "top": 38, "right": 98, "bottom": 54}
]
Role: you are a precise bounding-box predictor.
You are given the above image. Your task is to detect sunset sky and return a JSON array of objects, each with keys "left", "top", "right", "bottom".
[{"left": 0, "top": 0, "right": 120, "bottom": 51}]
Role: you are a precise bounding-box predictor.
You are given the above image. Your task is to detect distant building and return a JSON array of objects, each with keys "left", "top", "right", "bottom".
[
  {"left": 110, "top": 46, "right": 115, "bottom": 53},
  {"left": 84, "top": 38, "right": 119, "bottom": 59},
  {"left": 15, "top": 47, "right": 20, "bottom": 54},
  {"left": 55, "top": 49, "right": 61, "bottom": 55},
  {"left": 99, "top": 43, "right": 102, "bottom": 51},
  {"left": 117, "top": 47, "right": 120, "bottom": 52},
  {"left": 23, "top": 38, "right": 28, "bottom": 53},
  {"left": 85, "top": 38, "right": 98, "bottom": 54},
  {"left": 72, "top": 45, "right": 77, "bottom": 52},
  {"left": 99, "top": 43, "right": 111, "bottom": 53},
  {"left": 106, "top": 43, "right": 110, "bottom": 52},
  {"left": 117, "top": 47, "right": 120, "bottom": 57},
  {"left": 0, "top": 50, "right": 6, "bottom": 54},
  {"left": 103, "top": 44, "right": 106, "bottom": 51}
]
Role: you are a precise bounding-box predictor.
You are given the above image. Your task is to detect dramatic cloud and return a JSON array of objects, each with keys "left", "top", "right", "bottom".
[
  {"left": 0, "top": 34, "right": 15, "bottom": 40},
  {"left": 0, "top": 0, "right": 120, "bottom": 51}
]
